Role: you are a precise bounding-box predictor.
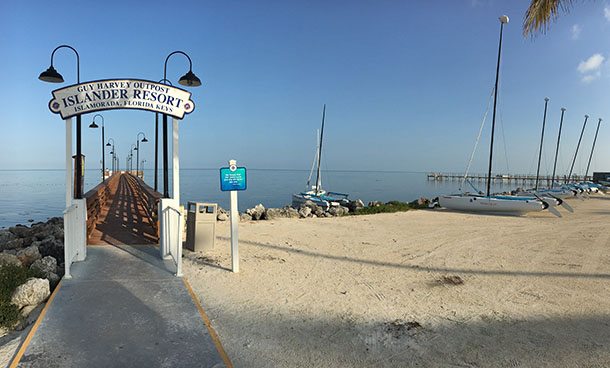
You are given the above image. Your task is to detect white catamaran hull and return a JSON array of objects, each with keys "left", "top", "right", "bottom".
[{"left": 439, "top": 195, "right": 547, "bottom": 214}]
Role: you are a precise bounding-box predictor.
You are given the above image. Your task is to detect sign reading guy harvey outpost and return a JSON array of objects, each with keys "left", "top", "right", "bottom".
[{"left": 48, "top": 79, "right": 195, "bottom": 120}]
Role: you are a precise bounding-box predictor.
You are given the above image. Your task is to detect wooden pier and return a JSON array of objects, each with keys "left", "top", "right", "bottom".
[{"left": 427, "top": 172, "right": 588, "bottom": 185}]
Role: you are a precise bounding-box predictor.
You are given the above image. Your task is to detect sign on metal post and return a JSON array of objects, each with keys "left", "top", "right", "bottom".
[
  {"left": 220, "top": 160, "right": 246, "bottom": 273},
  {"left": 220, "top": 166, "right": 247, "bottom": 192}
]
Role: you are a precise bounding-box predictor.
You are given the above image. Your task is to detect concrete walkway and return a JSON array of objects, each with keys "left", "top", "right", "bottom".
[{"left": 12, "top": 245, "right": 230, "bottom": 368}]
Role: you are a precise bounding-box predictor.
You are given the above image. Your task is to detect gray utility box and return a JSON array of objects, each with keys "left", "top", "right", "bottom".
[{"left": 185, "top": 202, "right": 217, "bottom": 252}]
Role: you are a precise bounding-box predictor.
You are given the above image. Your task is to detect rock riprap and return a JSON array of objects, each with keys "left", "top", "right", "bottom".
[{"left": 11, "top": 278, "right": 50, "bottom": 311}]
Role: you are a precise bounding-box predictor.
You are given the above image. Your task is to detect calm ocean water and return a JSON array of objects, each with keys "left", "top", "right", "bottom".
[{"left": 0, "top": 169, "right": 518, "bottom": 228}]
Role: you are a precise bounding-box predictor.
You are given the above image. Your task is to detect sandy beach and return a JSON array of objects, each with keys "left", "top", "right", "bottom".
[{"left": 184, "top": 196, "right": 610, "bottom": 367}]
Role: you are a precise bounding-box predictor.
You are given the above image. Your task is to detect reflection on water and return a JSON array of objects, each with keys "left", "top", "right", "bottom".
[{"left": 0, "top": 169, "right": 526, "bottom": 228}]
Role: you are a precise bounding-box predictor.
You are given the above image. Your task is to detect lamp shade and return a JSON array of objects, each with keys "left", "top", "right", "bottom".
[
  {"left": 38, "top": 66, "right": 64, "bottom": 83},
  {"left": 178, "top": 70, "right": 202, "bottom": 87},
  {"left": 89, "top": 122, "right": 99, "bottom": 128},
  {"left": 106, "top": 142, "right": 112, "bottom": 146},
  {"left": 141, "top": 137, "right": 148, "bottom": 143}
]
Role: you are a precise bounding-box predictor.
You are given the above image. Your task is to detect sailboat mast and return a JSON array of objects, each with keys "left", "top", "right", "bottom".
[
  {"left": 314, "top": 104, "right": 326, "bottom": 194},
  {"left": 550, "top": 108, "right": 566, "bottom": 189},
  {"left": 534, "top": 97, "right": 549, "bottom": 191},
  {"left": 567, "top": 114, "right": 589, "bottom": 183},
  {"left": 584, "top": 118, "right": 602, "bottom": 180},
  {"left": 487, "top": 16, "right": 508, "bottom": 197}
]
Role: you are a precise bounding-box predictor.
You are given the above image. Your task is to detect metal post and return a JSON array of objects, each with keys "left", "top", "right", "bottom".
[
  {"left": 585, "top": 118, "right": 602, "bottom": 180},
  {"left": 230, "top": 190, "right": 239, "bottom": 272},
  {"left": 75, "top": 115, "right": 82, "bottom": 199},
  {"left": 551, "top": 108, "right": 566, "bottom": 188},
  {"left": 163, "top": 114, "right": 169, "bottom": 198},
  {"left": 567, "top": 115, "right": 589, "bottom": 183},
  {"left": 172, "top": 117, "right": 180, "bottom": 203},
  {"left": 136, "top": 139, "right": 140, "bottom": 177},
  {"left": 154, "top": 112, "right": 159, "bottom": 191},
  {"left": 101, "top": 124, "right": 105, "bottom": 181},
  {"left": 535, "top": 98, "right": 549, "bottom": 191},
  {"left": 65, "top": 118, "right": 73, "bottom": 206}
]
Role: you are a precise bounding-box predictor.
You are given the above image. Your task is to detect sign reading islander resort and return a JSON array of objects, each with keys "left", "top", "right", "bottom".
[{"left": 48, "top": 79, "right": 195, "bottom": 120}]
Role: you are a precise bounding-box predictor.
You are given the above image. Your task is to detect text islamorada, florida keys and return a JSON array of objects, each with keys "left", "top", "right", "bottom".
[{"left": 48, "top": 79, "right": 196, "bottom": 120}]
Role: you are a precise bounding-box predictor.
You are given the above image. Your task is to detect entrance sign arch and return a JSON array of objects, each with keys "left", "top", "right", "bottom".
[
  {"left": 48, "top": 79, "right": 195, "bottom": 119},
  {"left": 48, "top": 79, "right": 194, "bottom": 277}
]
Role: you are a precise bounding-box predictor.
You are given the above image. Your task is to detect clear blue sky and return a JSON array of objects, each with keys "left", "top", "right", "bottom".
[{"left": 1, "top": 0, "right": 609, "bottom": 175}]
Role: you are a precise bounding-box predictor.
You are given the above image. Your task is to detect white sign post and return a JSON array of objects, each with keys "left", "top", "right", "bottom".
[
  {"left": 220, "top": 159, "right": 247, "bottom": 273},
  {"left": 229, "top": 160, "right": 239, "bottom": 273}
]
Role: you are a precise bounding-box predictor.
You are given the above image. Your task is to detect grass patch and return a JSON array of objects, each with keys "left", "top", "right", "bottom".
[
  {"left": 0, "top": 264, "right": 45, "bottom": 328},
  {"left": 352, "top": 200, "right": 428, "bottom": 215}
]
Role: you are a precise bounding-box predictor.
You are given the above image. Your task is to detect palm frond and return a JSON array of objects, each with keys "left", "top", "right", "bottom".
[{"left": 523, "top": 0, "right": 575, "bottom": 37}]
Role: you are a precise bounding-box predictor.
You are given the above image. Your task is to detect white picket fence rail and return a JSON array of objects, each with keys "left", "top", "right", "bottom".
[
  {"left": 63, "top": 199, "right": 87, "bottom": 278},
  {"left": 160, "top": 200, "right": 183, "bottom": 277}
]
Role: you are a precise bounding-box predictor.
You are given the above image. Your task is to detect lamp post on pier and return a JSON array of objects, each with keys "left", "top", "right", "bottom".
[
  {"left": 162, "top": 51, "right": 202, "bottom": 197},
  {"left": 154, "top": 79, "right": 173, "bottom": 192},
  {"left": 106, "top": 138, "right": 116, "bottom": 174},
  {"left": 136, "top": 132, "right": 148, "bottom": 179},
  {"left": 130, "top": 144, "right": 138, "bottom": 174},
  {"left": 88, "top": 114, "right": 106, "bottom": 182},
  {"left": 39, "top": 44, "right": 83, "bottom": 198}
]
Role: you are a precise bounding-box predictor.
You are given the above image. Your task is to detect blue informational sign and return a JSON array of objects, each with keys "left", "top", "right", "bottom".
[{"left": 220, "top": 167, "right": 247, "bottom": 191}]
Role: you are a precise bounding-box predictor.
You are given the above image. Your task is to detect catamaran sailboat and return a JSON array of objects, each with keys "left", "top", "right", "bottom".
[
  {"left": 292, "top": 105, "right": 350, "bottom": 210},
  {"left": 438, "top": 15, "right": 549, "bottom": 215}
]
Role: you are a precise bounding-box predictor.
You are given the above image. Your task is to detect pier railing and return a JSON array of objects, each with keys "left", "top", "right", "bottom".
[
  {"left": 124, "top": 173, "right": 162, "bottom": 237},
  {"left": 427, "top": 172, "right": 587, "bottom": 184},
  {"left": 84, "top": 173, "right": 120, "bottom": 238}
]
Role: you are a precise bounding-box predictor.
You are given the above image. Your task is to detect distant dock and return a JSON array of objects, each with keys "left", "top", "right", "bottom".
[{"left": 427, "top": 172, "right": 587, "bottom": 185}]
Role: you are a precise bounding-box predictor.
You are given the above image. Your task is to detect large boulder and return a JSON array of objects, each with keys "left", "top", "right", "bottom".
[
  {"left": 30, "top": 256, "right": 57, "bottom": 277},
  {"left": 264, "top": 208, "right": 282, "bottom": 220},
  {"left": 0, "top": 252, "right": 22, "bottom": 268},
  {"left": 11, "top": 278, "right": 50, "bottom": 310},
  {"left": 16, "top": 245, "right": 41, "bottom": 267},
  {"left": 0, "top": 230, "right": 16, "bottom": 245},
  {"left": 240, "top": 213, "right": 252, "bottom": 222},
  {"left": 217, "top": 207, "right": 228, "bottom": 221},
  {"left": 2, "top": 237, "right": 25, "bottom": 251},
  {"left": 8, "top": 225, "right": 31, "bottom": 238},
  {"left": 246, "top": 204, "right": 266, "bottom": 220},
  {"left": 346, "top": 199, "right": 365, "bottom": 212},
  {"left": 281, "top": 206, "right": 300, "bottom": 219},
  {"left": 37, "top": 235, "right": 64, "bottom": 263},
  {"left": 328, "top": 206, "right": 349, "bottom": 217},
  {"left": 298, "top": 206, "right": 312, "bottom": 218}
]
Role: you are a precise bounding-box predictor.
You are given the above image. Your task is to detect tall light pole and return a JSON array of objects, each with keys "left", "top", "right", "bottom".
[
  {"left": 136, "top": 132, "right": 148, "bottom": 178},
  {"left": 486, "top": 15, "right": 509, "bottom": 197},
  {"left": 89, "top": 114, "right": 106, "bottom": 182},
  {"left": 567, "top": 115, "right": 589, "bottom": 183},
  {"left": 162, "top": 51, "right": 202, "bottom": 197},
  {"left": 39, "top": 45, "right": 82, "bottom": 198},
  {"left": 585, "top": 118, "right": 602, "bottom": 180},
  {"left": 106, "top": 138, "right": 116, "bottom": 174},
  {"left": 154, "top": 78, "right": 173, "bottom": 192},
  {"left": 130, "top": 144, "right": 137, "bottom": 174}
]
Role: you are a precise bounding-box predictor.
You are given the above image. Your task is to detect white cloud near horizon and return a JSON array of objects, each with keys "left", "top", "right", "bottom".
[
  {"left": 604, "top": 6, "right": 610, "bottom": 21},
  {"left": 571, "top": 24, "right": 581, "bottom": 39}
]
